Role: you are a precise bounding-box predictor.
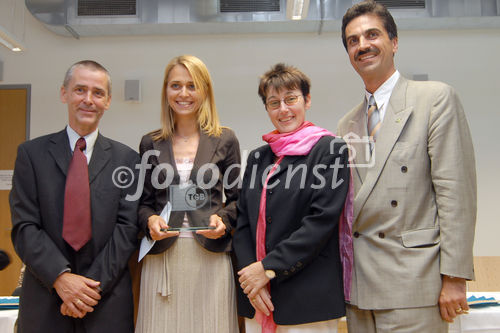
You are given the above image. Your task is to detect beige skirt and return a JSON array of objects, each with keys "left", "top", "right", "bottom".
[{"left": 135, "top": 238, "right": 238, "bottom": 333}]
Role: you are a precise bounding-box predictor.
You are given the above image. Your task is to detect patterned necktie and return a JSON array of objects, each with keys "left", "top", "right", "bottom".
[
  {"left": 367, "top": 96, "right": 381, "bottom": 141},
  {"left": 62, "top": 137, "right": 91, "bottom": 251},
  {"left": 367, "top": 96, "right": 381, "bottom": 156}
]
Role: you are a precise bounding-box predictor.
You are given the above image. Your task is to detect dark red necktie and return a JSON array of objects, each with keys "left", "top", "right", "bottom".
[{"left": 63, "top": 137, "right": 91, "bottom": 251}]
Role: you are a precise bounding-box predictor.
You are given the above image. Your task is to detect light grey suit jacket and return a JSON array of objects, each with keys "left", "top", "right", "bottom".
[{"left": 337, "top": 75, "right": 476, "bottom": 310}]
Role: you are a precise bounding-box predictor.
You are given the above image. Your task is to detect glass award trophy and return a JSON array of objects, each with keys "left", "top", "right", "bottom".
[{"left": 161, "top": 184, "right": 214, "bottom": 231}]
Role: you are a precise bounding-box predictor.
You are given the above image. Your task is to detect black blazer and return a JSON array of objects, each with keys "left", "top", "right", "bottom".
[
  {"left": 138, "top": 128, "right": 241, "bottom": 254},
  {"left": 10, "top": 129, "right": 140, "bottom": 333},
  {"left": 233, "top": 136, "right": 349, "bottom": 325}
]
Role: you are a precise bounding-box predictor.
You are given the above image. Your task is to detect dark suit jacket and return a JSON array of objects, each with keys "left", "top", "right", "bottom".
[
  {"left": 138, "top": 128, "right": 241, "bottom": 254},
  {"left": 233, "top": 136, "right": 349, "bottom": 325},
  {"left": 10, "top": 129, "right": 140, "bottom": 333}
]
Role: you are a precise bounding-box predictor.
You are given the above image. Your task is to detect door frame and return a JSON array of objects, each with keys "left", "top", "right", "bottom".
[
  {"left": 0, "top": 84, "right": 31, "bottom": 140},
  {"left": 0, "top": 84, "right": 31, "bottom": 295}
]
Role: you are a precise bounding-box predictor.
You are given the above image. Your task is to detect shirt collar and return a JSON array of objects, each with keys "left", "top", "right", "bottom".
[
  {"left": 66, "top": 125, "right": 98, "bottom": 154},
  {"left": 365, "top": 70, "right": 400, "bottom": 111}
]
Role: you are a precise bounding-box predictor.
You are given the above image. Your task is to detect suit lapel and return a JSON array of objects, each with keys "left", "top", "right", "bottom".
[
  {"left": 247, "top": 147, "right": 274, "bottom": 217},
  {"left": 48, "top": 129, "right": 72, "bottom": 176},
  {"left": 345, "top": 104, "right": 369, "bottom": 184},
  {"left": 190, "top": 131, "right": 218, "bottom": 182},
  {"left": 88, "top": 134, "right": 111, "bottom": 184},
  {"left": 270, "top": 155, "right": 301, "bottom": 180},
  {"left": 249, "top": 147, "right": 273, "bottom": 194},
  {"left": 153, "top": 137, "right": 180, "bottom": 184},
  {"left": 353, "top": 77, "right": 413, "bottom": 220},
  {"left": 255, "top": 145, "right": 303, "bottom": 188}
]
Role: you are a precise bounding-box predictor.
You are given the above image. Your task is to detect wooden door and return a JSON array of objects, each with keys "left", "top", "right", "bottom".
[{"left": 0, "top": 85, "right": 30, "bottom": 295}]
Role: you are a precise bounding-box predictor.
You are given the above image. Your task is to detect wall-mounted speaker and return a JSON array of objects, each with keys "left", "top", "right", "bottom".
[{"left": 124, "top": 79, "right": 141, "bottom": 102}]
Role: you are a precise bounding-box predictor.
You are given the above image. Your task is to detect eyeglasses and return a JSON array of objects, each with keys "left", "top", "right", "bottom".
[{"left": 266, "top": 94, "right": 302, "bottom": 111}]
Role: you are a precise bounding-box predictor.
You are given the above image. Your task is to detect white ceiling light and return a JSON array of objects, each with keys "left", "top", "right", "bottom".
[
  {"left": 0, "top": 25, "right": 25, "bottom": 52},
  {"left": 286, "top": 0, "right": 310, "bottom": 20}
]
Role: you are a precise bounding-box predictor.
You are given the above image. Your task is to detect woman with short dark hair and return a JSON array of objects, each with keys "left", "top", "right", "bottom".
[{"left": 234, "top": 63, "right": 352, "bottom": 333}]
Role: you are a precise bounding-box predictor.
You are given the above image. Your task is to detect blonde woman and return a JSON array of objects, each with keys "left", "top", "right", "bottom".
[{"left": 135, "top": 55, "right": 240, "bottom": 333}]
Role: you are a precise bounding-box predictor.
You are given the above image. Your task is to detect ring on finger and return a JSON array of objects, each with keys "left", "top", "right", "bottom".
[{"left": 456, "top": 308, "right": 463, "bottom": 313}]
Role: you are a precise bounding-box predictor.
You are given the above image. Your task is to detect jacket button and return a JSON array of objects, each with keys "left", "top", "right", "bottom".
[
  {"left": 391, "top": 200, "right": 398, "bottom": 207},
  {"left": 266, "top": 217, "right": 272, "bottom": 223},
  {"left": 268, "top": 190, "right": 273, "bottom": 195},
  {"left": 401, "top": 166, "right": 408, "bottom": 173},
  {"left": 284, "top": 270, "right": 289, "bottom": 276},
  {"left": 353, "top": 231, "right": 360, "bottom": 238},
  {"left": 297, "top": 262, "right": 303, "bottom": 268},
  {"left": 379, "top": 232, "right": 385, "bottom": 239}
]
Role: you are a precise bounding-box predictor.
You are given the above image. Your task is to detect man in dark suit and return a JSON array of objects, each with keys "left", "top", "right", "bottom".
[
  {"left": 337, "top": 1, "right": 476, "bottom": 332},
  {"left": 10, "top": 60, "right": 140, "bottom": 332}
]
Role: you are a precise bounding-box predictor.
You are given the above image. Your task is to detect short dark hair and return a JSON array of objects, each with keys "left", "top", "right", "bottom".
[
  {"left": 341, "top": 0, "right": 398, "bottom": 50},
  {"left": 63, "top": 60, "right": 112, "bottom": 95},
  {"left": 258, "top": 63, "right": 311, "bottom": 105}
]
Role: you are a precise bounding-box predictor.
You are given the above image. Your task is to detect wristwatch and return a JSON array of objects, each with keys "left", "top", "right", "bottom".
[{"left": 265, "top": 269, "right": 276, "bottom": 280}]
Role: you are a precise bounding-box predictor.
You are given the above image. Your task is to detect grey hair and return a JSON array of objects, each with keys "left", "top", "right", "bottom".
[{"left": 63, "top": 60, "right": 112, "bottom": 95}]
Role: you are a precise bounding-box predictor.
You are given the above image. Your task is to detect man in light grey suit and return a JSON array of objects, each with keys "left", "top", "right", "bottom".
[{"left": 337, "top": 1, "right": 476, "bottom": 332}]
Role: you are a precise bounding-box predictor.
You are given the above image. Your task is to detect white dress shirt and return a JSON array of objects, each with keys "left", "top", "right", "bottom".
[
  {"left": 66, "top": 125, "right": 98, "bottom": 164},
  {"left": 365, "top": 70, "right": 400, "bottom": 122}
]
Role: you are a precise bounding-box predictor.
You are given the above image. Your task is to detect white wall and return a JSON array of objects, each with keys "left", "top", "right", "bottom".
[{"left": 1, "top": 9, "right": 499, "bottom": 255}]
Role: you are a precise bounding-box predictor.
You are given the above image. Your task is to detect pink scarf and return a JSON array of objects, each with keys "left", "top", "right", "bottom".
[{"left": 255, "top": 122, "right": 354, "bottom": 332}]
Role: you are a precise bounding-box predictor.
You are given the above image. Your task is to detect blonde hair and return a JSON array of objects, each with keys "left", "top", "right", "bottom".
[{"left": 152, "top": 55, "right": 222, "bottom": 141}]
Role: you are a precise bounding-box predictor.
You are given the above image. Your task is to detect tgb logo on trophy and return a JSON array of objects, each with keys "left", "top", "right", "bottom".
[
  {"left": 169, "top": 183, "right": 210, "bottom": 212},
  {"left": 184, "top": 185, "right": 209, "bottom": 210}
]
